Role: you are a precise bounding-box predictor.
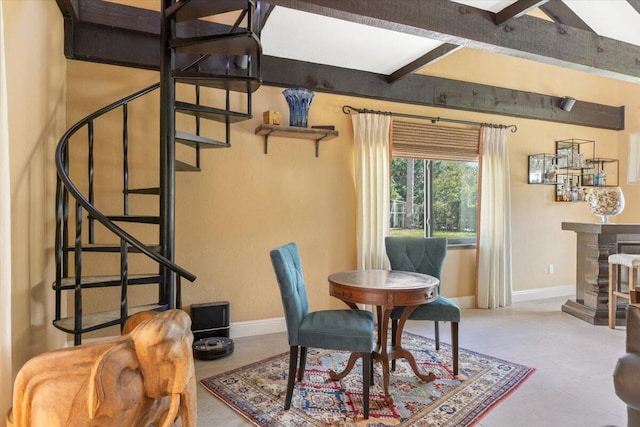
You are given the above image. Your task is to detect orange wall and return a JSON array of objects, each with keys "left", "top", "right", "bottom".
[
  {"left": 6, "top": 1, "right": 640, "bottom": 418},
  {"left": 4, "top": 0, "right": 67, "bottom": 412},
  {"left": 64, "top": 45, "right": 640, "bottom": 332}
]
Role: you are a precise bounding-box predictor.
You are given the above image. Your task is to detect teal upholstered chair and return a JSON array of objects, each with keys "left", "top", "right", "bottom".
[
  {"left": 270, "top": 242, "right": 375, "bottom": 418},
  {"left": 386, "top": 236, "right": 460, "bottom": 376}
]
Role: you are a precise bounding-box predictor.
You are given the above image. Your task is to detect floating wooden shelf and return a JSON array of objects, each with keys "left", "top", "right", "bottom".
[{"left": 254, "top": 124, "right": 339, "bottom": 157}]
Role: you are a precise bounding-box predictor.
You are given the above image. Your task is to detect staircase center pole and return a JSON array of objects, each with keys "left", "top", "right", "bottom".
[{"left": 159, "top": 0, "right": 176, "bottom": 308}]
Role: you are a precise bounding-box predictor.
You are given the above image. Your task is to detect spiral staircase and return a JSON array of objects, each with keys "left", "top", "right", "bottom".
[{"left": 54, "top": 0, "right": 262, "bottom": 344}]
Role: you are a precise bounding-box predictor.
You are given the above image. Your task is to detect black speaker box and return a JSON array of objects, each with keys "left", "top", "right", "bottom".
[{"left": 190, "top": 301, "right": 230, "bottom": 340}]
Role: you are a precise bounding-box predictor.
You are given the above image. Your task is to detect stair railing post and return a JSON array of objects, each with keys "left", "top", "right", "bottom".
[
  {"left": 246, "top": 0, "right": 255, "bottom": 116},
  {"left": 55, "top": 177, "right": 63, "bottom": 321},
  {"left": 195, "top": 81, "right": 201, "bottom": 168},
  {"left": 160, "top": 0, "right": 177, "bottom": 308},
  {"left": 74, "top": 201, "right": 83, "bottom": 345},
  {"left": 63, "top": 144, "right": 69, "bottom": 278},
  {"left": 120, "top": 238, "right": 129, "bottom": 331},
  {"left": 88, "top": 121, "right": 95, "bottom": 244},
  {"left": 123, "top": 103, "right": 129, "bottom": 215},
  {"left": 176, "top": 274, "right": 182, "bottom": 309}
]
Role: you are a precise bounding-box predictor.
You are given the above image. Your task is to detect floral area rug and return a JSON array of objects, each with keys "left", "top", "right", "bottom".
[{"left": 200, "top": 332, "right": 534, "bottom": 426}]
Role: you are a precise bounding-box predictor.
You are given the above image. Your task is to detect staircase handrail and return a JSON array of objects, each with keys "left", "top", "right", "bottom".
[{"left": 55, "top": 82, "right": 196, "bottom": 283}]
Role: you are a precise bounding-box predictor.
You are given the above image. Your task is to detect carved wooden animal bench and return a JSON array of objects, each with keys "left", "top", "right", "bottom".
[{"left": 6, "top": 310, "right": 196, "bottom": 427}]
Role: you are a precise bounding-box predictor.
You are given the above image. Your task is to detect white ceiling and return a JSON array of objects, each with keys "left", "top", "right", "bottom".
[
  {"left": 261, "top": 7, "right": 443, "bottom": 75},
  {"left": 261, "top": 0, "right": 640, "bottom": 77}
]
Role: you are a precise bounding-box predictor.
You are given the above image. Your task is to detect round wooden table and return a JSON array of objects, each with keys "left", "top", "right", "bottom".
[{"left": 328, "top": 269, "right": 439, "bottom": 404}]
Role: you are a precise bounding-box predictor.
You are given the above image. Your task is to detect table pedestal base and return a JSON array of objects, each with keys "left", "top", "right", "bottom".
[
  {"left": 562, "top": 298, "right": 626, "bottom": 326},
  {"left": 328, "top": 270, "right": 440, "bottom": 405},
  {"left": 376, "top": 305, "right": 436, "bottom": 404},
  {"left": 330, "top": 305, "right": 436, "bottom": 405}
]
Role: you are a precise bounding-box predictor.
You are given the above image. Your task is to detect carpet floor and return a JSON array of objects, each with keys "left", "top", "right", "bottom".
[{"left": 201, "top": 332, "right": 534, "bottom": 426}]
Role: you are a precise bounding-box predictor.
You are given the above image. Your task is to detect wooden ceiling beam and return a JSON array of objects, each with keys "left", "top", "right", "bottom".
[
  {"left": 60, "top": 1, "right": 624, "bottom": 130},
  {"left": 55, "top": 0, "right": 79, "bottom": 20},
  {"left": 64, "top": 19, "right": 160, "bottom": 71},
  {"left": 538, "top": 0, "right": 594, "bottom": 32},
  {"left": 267, "top": 0, "right": 640, "bottom": 82},
  {"left": 386, "top": 43, "right": 460, "bottom": 83},
  {"left": 77, "top": 0, "right": 158, "bottom": 33},
  {"left": 494, "top": 0, "right": 549, "bottom": 25},
  {"left": 260, "top": 56, "right": 623, "bottom": 130},
  {"left": 63, "top": 19, "right": 230, "bottom": 72}
]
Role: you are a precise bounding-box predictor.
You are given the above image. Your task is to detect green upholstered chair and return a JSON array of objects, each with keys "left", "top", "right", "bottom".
[
  {"left": 270, "top": 242, "right": 375, "bottom": 418},
  {"left": 386, "top": 236, "right": 460, "bottom": 376}
]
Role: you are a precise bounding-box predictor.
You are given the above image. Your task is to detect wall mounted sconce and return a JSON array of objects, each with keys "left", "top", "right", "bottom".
[{"left": 559, "top": 96, "right": 576, "bottom": 112}]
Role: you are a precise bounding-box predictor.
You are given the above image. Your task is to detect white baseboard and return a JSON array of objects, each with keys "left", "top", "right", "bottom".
[
  {"left": 230, "top": 316, "right": 287, "bottom": 339},
  {"left": 449, "top": 296, "right": 475, "bottom": 310},
  {"left": 511, "top": 284, "right": 574, "bottom": 303},
  {"left": 67, "top": 284, "right": 578, "bottom": 343},
  {"left": 229, "top": 284, "right": 576, "bottom": 339}
]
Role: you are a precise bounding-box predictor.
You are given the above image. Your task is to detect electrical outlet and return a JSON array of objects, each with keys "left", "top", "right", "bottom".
[{"left": 548, "top": 264, "right": 554, "bottom": 274}]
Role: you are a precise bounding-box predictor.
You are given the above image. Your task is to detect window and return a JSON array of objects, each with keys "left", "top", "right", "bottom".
[
  {"left": 389, "top": 120, "right": 480, "bottom": 245},
  {"left": 390, "top": 158, "right": 478, "bottom": 245}
]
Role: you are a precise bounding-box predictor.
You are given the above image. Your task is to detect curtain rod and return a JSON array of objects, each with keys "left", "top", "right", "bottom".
[{"left": 342, "top": 105, "right": 518, "bottom": 133}]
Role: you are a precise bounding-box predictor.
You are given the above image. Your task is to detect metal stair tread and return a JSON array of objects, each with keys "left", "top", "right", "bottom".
[
  {"left": 174, "top": 71, "right": 261, "bottom": 93},
  {"left": 171, "top": 32, "right": 261, "bottom": 56},
  {"left": 176, "top": 131, "right": 230, "bottom": 149},
  {"left": 175, "top": 160, "right": 201, "bottom": 172},
  {"left": 53, "top": 304, "right": 167, "bottom": 334},
  {"left": 53, "top": 273, "right": 162, "bottom": 290},
  {"left": 106, "top": 215, "right": 160, "bottom": 224},
  {"left": 64, "top": 243, "right": 161, "bottom": 253},
  {"left": 124, "top": 187, "right": 160, "bottom": 195},
  {"left": 168, "top": 0, "right": 254, "bottom": 22},
  {"left": 175, "top": 101, "right": 251, "bottom": 123}
]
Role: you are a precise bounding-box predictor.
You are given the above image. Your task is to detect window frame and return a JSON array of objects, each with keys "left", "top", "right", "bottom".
[
  {"left": 390, "top": 119, "right": 480, "bottom": 249},
  {"left": 391, "top": 158, "right": 478, "bottom": 247},
  {"left": 428, "top": 159, "right": 477, "bottom": 247}
]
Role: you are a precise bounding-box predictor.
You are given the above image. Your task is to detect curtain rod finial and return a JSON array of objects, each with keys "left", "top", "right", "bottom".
[{"left": 342, "top": 105, "right": 358, "bottom": 115}]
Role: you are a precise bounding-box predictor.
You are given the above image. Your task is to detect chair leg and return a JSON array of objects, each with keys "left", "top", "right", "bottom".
[
  {"left": 285, "top": 346, "right": 299, "bottom": 410},
  {"left": 362, "top": 352, "right": 371, "bottom": 419},
  {"left": 297, "top": 347, "right": 308, "bottom": 381},
  {"left": 631, "top": 267, "right": 639, "bottom": 304},
  {"left": 434, "top": 321, "right": 440, "bottom": 350},
  {"left": 451, "top": 322, "right": 459, "bottom": 376},
  {"left": 609, "top": 262, "right": 617, "bottom": 329},
  {"left": 371, "top": 355, "right": 375, "bottom": 386},
  {"left": 391, "top": 318, "right": 398, "bottom": 371}
]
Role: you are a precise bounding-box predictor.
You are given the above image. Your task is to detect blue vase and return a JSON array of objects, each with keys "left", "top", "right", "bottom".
[{"left": 282, "top": 88, "right": 314, "bottom": 127}]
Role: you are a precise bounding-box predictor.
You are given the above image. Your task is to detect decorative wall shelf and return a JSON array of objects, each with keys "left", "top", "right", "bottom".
[
  {"left": 528, "top": 153, "right": 560, "bottom": 184},
  {"left": 526, "top": 138, "right": 619, "bottom": 202},
  {"left": 255, "top": 124, "right": 339, "bottom": 157}
]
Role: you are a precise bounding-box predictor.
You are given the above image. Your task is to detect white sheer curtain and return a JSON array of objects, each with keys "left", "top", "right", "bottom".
[
  {"left": 352, "top": 113, "right": 391, "bottom": 270},
  {"left": 0, "top": 1, "right": 13, "bottom": 414},
  {"left": 476, "top": 126, "right": 513, "bottom": 308}
]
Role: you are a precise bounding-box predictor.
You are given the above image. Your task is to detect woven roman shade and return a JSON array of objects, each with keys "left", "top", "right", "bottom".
[{"left": 392, "top": 120, "right": 480, "bottom": 161}]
